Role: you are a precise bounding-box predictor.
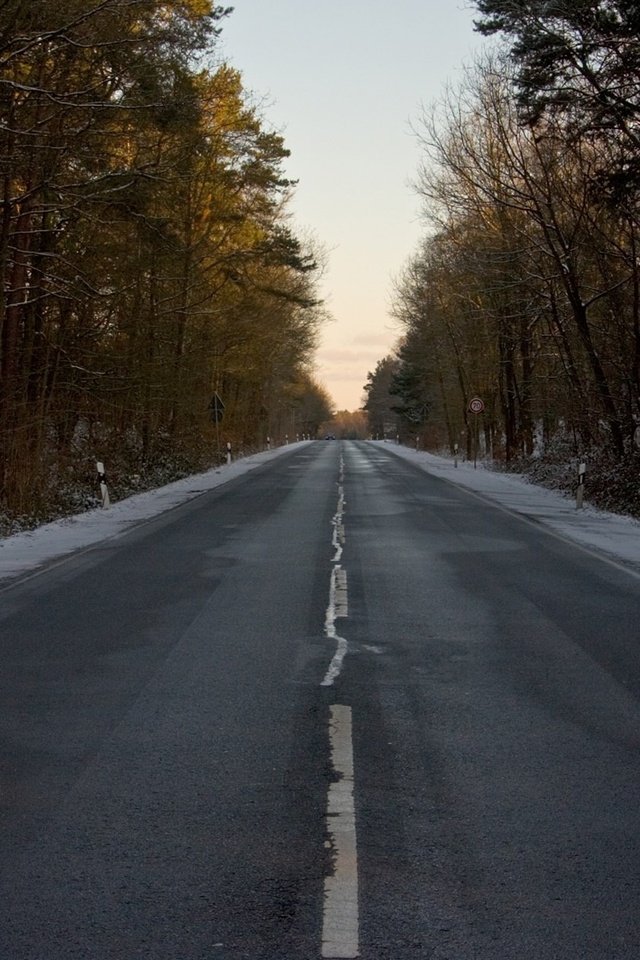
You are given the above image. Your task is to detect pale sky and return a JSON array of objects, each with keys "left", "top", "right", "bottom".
[{"left": 217, "top": 1, "right": 484, "bottom": 411}]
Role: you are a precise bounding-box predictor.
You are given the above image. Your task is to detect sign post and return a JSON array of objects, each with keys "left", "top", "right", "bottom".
[{"left": 468, "top": 397, "right": 485, "bottom": 469}]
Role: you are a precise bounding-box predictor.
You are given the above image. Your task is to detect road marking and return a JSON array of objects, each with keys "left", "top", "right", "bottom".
[
  {"left": 333, "top": 566, "right": 348, "bottom": 618},
  {"left": 323, "top": 456, "right": 349, "bottom": 686},
  {"left": 322, "top": 704, "right": 359, "bottom": 958},
  {"left": 321, "top": 565, "right": 349, "bottom": 686},
  {"left": 332, "top": 489, "right": 346, "bottom": 562},
  {"left": 332, "top": 457, "right": 346, "bottom": 562}
]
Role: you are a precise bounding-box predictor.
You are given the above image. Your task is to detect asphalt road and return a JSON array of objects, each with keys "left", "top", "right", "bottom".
[{"left": 1, "top": 440, "right": 639, "bottom": 959}]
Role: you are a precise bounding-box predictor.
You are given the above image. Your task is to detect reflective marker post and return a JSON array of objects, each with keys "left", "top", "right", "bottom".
[
  {"left": 96, "top": 461, "right": 110, "bottom": 508},
  {"left": 576, "top": 461, "right": 586, "bottom": 509}
]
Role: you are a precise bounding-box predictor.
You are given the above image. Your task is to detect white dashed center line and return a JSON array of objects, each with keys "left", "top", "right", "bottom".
[
  {"left": 322, "top": 455, "right": 349, "bottom": 687},
  {"left": 322, "top": 704, "right": 359, "bottom": 958},
  {"left": 321, "top": 455, "right": 360, "bottom": 955},
  {"left": 321, "top": 565, "right": 349, "bottom": 687}
]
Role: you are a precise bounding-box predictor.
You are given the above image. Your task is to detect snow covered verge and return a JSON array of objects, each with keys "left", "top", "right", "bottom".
[
  {"left": 0, "top": 443, "right": 309, "bottom": 583},
  {"left": 2, "top": 438, "right": 640, "bottom": 585},
  {"left": 374, "top": 441, "right": 640, "bottom": 575}
]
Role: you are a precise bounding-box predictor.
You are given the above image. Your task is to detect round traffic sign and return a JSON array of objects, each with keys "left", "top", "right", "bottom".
[{"left": 468, "top": 396, "right": 485, "bottom": 414}]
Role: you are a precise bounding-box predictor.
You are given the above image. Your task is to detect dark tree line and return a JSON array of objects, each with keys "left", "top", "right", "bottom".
[
  {"left": 366, "top": 2, "right": 640, "bottom": 506},
  {"left": 0, "top": 1, "right": 331, "bottom": 526}
]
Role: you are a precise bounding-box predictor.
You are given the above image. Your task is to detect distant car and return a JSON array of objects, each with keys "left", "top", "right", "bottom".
[{"left": 325, "top": 434, "right": 336, "bottom": 440}]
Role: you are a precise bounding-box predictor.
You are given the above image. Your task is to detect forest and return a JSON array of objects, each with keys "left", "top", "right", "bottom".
[
  {"left": 364, "top": 1, "right": 640, "bottom": 517},
  {"left": 0, "top": 1, "right": 332, "bottom": 532}
]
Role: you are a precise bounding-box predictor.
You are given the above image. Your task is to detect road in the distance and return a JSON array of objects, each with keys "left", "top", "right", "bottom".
[{"left": 1, "top": 440, "right": 639, "bottom": 959}]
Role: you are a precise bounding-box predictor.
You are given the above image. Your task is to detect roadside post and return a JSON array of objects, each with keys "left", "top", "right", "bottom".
[
  {"left": 576, "top": 461, "right": 586, "bottom": 509},
  {"left": 454, "top": 442, "right": 459, "bottom": 468},
  {"left": 267, "top": 436, "right": 271, "bottom": 450},
  {"left": 96, "top": 461, "right": 110, "bottom": 508},
  {"left": 468, "top": 397, "right": 485, "bottom": 469},
  {"left": 226, "top": 441, "right": 232, "bottom": 465}
]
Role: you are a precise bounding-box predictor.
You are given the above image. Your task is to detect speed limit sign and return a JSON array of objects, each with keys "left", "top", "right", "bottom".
[{"left": 468, "top": 397, "right": 485, "bottom": 414}]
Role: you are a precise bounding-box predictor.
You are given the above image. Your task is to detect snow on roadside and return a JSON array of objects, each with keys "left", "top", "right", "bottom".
[
  {"left": 375, "top": 441, "right": 640, "bottom": 574},
  {"left": 2, "top": 439, "right": 640, "bottom": 585},
  {"left": 0, "top": 444, "right": 307, "bottom": 583}
]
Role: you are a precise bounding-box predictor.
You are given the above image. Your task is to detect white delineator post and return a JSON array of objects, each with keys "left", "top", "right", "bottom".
[
  {"left": 96, "top": 461, "right": 110, "bottom": 508},
  {"left": 576, "top": 461, "right": 586, "bottom": 509},
  {"left": 226, "top": 441, "right": 232, "bottom": 465}
]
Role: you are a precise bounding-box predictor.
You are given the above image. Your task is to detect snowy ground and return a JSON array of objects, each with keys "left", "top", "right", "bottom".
[{"left": 1, "top": 439, "right": 640, "bottom": 584}]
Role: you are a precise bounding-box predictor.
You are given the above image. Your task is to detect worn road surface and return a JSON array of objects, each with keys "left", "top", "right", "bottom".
[{"left": 1, "top": 440, "right": 639, "bottom": 959}]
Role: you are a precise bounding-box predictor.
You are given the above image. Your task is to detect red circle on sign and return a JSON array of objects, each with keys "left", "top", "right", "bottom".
[{"left": 469, "top": 397, "right": 485, "bottom": 414}]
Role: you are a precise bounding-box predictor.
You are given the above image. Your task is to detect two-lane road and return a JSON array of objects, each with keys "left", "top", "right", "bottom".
[{"left": 1, "top": 441, "right": 639, "bottom": 958}]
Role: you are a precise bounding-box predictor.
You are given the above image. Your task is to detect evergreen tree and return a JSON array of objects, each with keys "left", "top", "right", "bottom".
[
  {"left": 362, "top": 356, "right": 401, "bottom": 438},
  {"left": 474, "top": 1, "right": 640, "bottom": 197}
]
